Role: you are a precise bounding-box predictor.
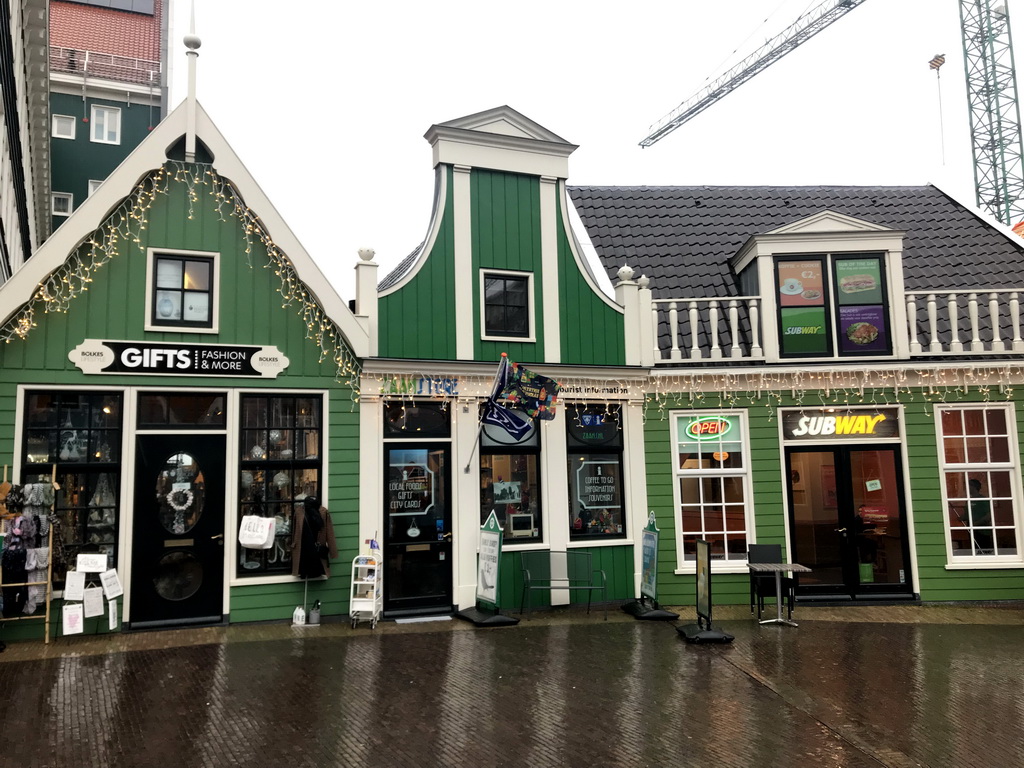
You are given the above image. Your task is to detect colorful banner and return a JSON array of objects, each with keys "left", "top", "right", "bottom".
[
  {"left": 777, "top": 261, "right": 825, "bottom": 307},
  {"left": 780, "top": 307, "right": 829, "bottom": 355},
  {"left": 502, "top": 362, "right": 561, "bottom": 420},
  {"left": 838, "top": 305, "right": 887, "bottom": 353},
  {"left": 835, "top": 258, "right": 884, "bottom": 305}
]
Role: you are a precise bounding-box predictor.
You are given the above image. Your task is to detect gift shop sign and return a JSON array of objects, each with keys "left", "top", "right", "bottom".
[
  {"left": 782, "top": 408, "right": 900, "bottom": 441},
  {"left": 69, "top": 340, "right": 289, "bottom": 378}
]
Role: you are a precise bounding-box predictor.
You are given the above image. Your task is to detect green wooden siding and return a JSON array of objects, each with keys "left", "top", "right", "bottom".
[
  {"left": 642, "top": 390, "right": 1024, "bottom": 607},
  {"left": 556, "top": 195, "right": 626, "bottom": 366},
  {"left": 0, "top": 164, "right": 361, "bottom": 633},
  {"left": 472, "top": 169, "right": 545, "bottom": 362},
  {"left": 495, "top": 545, "right": 634, "bottom": 611},
  {"left": 50, "top": 93, "right": 154, "bottom": 232},
  {"left": 378, "top": 166, "right": 457, "bottom": 359}
]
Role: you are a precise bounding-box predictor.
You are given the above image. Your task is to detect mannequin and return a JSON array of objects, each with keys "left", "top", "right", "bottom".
[{"left": 291, "top": 496, "right": 338, "bottom": 578}]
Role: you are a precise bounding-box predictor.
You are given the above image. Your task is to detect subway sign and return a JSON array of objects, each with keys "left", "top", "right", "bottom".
[
  {"left": 684, "top": 416, "right": 735, "bottom": 441},
  {"left": 782, "top": 408, "right": 900, "bottom": 441}
]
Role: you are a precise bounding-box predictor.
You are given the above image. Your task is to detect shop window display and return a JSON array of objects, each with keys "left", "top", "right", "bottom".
[
  {"left": 480, "top": 407, "right": 541, "bottom": 542},
  {"left": 673, "top": 411, "right": 750, "bottom": 563},
  {"left": 938, "top": 405, "right": 1021, "bottom": 559},
  {"left": 238, "top": 395, "right": 322, "bottom": 575},
  {"left": 21, "top": 391, "right": 123, "bottom": 583},
  {"left": 567, "top": 404, "right": 626, "bottom": 540}
]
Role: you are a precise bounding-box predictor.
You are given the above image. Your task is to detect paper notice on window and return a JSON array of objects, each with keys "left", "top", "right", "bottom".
[
  {"left": 108, "top": 598, "right": 118, "bottom": 631},
  {"left": 63, "top": 603, "right": 84, "bottom": 635},
  {"left": 100, "top": 568, "right": 123, "bottom": 600},
  {"left": 83, "top": 586, "right": 104, "bottom": 618},
  {"left": 76, "top": 553, "right": 107, "bottom": 573},
  {"left": 64, "top": 570, "right": 86, "bottom": 602}
]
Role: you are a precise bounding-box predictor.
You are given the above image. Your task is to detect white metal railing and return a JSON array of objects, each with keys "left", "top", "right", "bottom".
[
  {"left": 906, "top": 290, "right": 1024, "bottom": 355},
  {"left": 651, "top": 296, "right": 763, "bottom": 362},
  {"left": 49, "top": 47, "right": 161, "bottom": 86}
]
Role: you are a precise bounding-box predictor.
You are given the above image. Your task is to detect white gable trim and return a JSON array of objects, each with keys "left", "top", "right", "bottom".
[
  {"left": 560, "top": 182, "right": 621, "bottom": 313},
  {"left": 0, "top": 100, "right": 368, "bottom": 357},
  {"left": 378, "top": 166, "right": 449, "bottom": 298}
]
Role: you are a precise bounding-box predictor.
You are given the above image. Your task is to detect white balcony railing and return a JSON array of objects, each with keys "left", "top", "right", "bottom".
[
  {"left": 906, "top": 290, "right": 1024, "bottom": 355},
  {"left": 642, "top": 289, "right": 1024, "bottom": 365},
  {"left": 651, "top": 297, "right": 763, "bottom": 362}
]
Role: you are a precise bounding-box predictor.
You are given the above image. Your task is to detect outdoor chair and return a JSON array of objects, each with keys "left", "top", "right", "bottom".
[{"left": 748, "top": 543, "right": 795, "bottom": 620}]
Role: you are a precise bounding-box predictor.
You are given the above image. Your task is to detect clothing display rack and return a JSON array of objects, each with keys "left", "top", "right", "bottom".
[{"left": 0, "top": 467, "right": 57, "bottom": 644}]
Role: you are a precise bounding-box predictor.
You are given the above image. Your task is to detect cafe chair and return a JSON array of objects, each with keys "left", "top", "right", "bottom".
[{"left": 748, "top": 543, "right": 795, "bottom": 620}]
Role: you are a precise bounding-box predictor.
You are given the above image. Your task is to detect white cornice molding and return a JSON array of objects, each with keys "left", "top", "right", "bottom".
[
  {"left": 49, "top": 74, "right": 162, "bottom": 102},
  {"left": 0, "top": 100, "right": 369, "bottom": 357},
  {"left": 425, "top": 106, "right": 577, "bottom": 178}
]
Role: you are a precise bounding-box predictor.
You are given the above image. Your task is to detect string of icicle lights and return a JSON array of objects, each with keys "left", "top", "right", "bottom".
[{"left": 0, "top": 162, "right": 360, "bottom": 394}]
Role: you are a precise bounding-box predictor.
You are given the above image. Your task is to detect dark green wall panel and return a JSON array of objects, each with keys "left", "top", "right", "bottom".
[{"left": 556, "top": 195, "right": 626, "bottom": 366}]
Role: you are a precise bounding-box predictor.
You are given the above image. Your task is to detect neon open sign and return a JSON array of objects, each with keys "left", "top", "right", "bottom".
[{"left": 685, "top": 417, "right": 733, "bottom": 440}]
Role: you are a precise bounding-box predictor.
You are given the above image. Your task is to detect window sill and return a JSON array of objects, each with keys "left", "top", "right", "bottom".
[
  {"left": 944, "top": 561, "right": 1024, "bottom": 570},
  {"left": 144, "top": 322, "right": 219, "bottom": 334},
  {"left": 229, "top": 573, "right": 325, "bottom": 587},
  {"left": 481, "top": 333, "right": 536, "bottom": 344},
  {"left": 675, "top": 563, "right": 750, "bottom": 575},
  {"left": 568, "top": 538, "right": 633, "bottom": 548}
]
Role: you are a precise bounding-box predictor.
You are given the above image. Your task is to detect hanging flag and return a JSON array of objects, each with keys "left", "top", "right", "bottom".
[
  {"left": 481, "top": 355, "right": 533, "bottom": 440},
  {"left": 502, "top": 361, "right": 561, "bottom": 420}
]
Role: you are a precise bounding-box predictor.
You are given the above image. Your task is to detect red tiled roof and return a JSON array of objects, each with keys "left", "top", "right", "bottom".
[{"left": 49, "top": 0, "right": 163, "bottom": 62}]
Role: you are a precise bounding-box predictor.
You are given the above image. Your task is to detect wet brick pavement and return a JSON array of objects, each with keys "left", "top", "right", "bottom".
[{"left": 1, "top": 603, "right": 1023, "bottom": 767}]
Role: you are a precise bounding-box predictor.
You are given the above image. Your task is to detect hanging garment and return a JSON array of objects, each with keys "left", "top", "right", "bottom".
[
  {"left": 291, "top": 505, "right": 338, "bottom": 579},
  {"left": 1, "top": 548, "right": 27, "bottom": 618}
]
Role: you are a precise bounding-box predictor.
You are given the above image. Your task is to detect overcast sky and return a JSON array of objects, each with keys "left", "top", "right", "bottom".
[{"left": 168, "top": 0, "right": 1015, "bottom": 300}]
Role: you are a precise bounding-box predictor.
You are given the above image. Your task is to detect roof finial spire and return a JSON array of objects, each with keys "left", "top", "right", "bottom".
[{"left": 183, "top": 1, "right": 201, "bottom": 162}]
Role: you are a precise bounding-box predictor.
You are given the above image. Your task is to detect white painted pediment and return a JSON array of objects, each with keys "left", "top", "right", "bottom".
[
  {"left": 767, "top": 210, "right": 894, "bottom": 235},
  {"left": 435, "top": 106, "right": 570, "bottom": 144}
]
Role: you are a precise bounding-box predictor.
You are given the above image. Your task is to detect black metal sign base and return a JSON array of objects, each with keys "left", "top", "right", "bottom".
[
  {"left": 677, "top": 623, "right": 735, "bottom": 644},
  {"left": 455, "top": 606, "right": 520, "bottom": 627},
  {"left": 621, "top": 597, "right": 679, "bottom": 621}
]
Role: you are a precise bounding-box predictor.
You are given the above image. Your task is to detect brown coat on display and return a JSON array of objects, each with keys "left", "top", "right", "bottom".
[{"left": 291, "top": 497, "right": 338, "bottom": 578}]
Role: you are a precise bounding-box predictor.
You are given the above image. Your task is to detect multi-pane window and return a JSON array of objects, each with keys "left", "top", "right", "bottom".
[
  {"left": 238, "top": 395, "right": 322, "bottom": 576},
  {"left": 567, "top": 404, "right": 626, "bottom": 541},
  {"left": 21, "top": 392, "right": 123, "bottom": 583},
  {"left": 482, "top": 272, "right": 530, "bottom": 338},
  {"left": 151, "top": 253, "right": 214, "bottom": 328},
  {"left": 480, "top": 408, "right": 541, "bottom": 542},
  {"left": 90, "top": 105, "right": 121, "bottom": 144},
  {"left": 673, "top": 412, "right": 750, "bottom": 563},
  {"left": 776, "top": 253, "right": 891, "bottom": 358},
  {"left": 51, "top": 114, "right": 75, "bottom": 139},
  {"left": 938, "top": 406, "right": 1021, "bottom": 560},
  {"left": 52, "top": 193, "right": 72, "bottom": 216}
]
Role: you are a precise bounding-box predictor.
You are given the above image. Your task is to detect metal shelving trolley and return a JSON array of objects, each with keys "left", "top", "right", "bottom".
[{"left": 349, "top": 548, "right": 382, "bottom": 629}]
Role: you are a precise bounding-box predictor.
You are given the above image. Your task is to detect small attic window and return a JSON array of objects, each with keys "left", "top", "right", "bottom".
[
  {"left": 52, "top": 193, "right": 73, "bottom": 216},
  {"left": 481, "top": 270, "right": 535, "bottom": 341},
  {"left": 145, "top": 249, "right": 220, "bottom": 333}
]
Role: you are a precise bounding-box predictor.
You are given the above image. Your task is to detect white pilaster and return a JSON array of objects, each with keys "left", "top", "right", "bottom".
[
  {"left": 540, "top": 176, "right": 561, "bottom": 363},
  {"left": 453, "top": 165, "right": 474, "bottom": 359},
  {"left": 354, "top": 248, "right": 379, "bottom": 356},
  {"left": 615, "top": 264, "right": 641, "bottom": 365}
]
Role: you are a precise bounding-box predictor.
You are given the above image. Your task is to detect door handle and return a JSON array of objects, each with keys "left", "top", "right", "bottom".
[
  {"left": 211, "top": 534, "right": 224, "bottom": 540},
  {"left": 835, "top": 527, "right": 847, "bottom": 533},
  {"left": 441, "top": 532, "right": 452, "bottom": 541}
]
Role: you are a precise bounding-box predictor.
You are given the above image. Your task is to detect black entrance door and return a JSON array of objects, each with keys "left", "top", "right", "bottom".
[
  {"left": 383, "top": 445, "right": 453, "bottom": 615},
  {"left": 130, "top": 434, "right": 225, "bottom": 627},
  {"left": 787, "top": 446, "right": 913, "bottom": 599}
]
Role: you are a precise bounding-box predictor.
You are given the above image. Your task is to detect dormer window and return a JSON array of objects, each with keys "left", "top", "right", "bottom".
[
  {"left": 481, "top": 269, "right": 534, "bottom": 341},
  {"left": 776, "top": 253, "right": 892, "bottom": 358}
]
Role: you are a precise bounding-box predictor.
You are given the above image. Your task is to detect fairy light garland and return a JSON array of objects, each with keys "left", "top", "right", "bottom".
[{"left": 1, "top": 162, "right": 360, "bottom": 394}]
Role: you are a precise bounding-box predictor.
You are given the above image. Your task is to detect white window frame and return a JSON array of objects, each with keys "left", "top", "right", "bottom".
[
  {"left": 51, "top": 192, "right": 73, "bottom": 216},
  {"left": 670, "top": 409, "right": 754, "bottom": 574},
  {"left": 479, "top": 269, "right": 536, "bottom": 343},
  {"left": 90, "top": 104, "right": 122, "bottom": 145},
  {"left": 936, "top": 403, "right": 1024, "bottom": 568},
  {"left": 88, "top": 179, "right": 103, "bottom": 197},
  {"left": 51, "top": 114, "right": 76, "bottom": 140},
  {"left": 144, "top": 248, "right": 220, "bottom": 334}
]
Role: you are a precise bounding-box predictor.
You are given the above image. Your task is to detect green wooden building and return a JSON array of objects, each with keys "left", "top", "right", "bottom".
[{"left": 0, "top": 86, "right": 368, "bottom": 638}]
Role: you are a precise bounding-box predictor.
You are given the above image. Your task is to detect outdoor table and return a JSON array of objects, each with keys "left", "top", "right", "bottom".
[{"left": 747, "top": 562, "right": 811, "bottom": 627}]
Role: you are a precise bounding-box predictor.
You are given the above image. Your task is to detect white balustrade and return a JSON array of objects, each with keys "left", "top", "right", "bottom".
[
  {"left": 905, "top": 289, "right": 1024, "bottom": 356},
  {"left": 651, "top": 296, "right": 763, "bottom": 363}
]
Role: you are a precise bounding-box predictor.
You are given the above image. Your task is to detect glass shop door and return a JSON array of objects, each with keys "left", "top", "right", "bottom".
[
  {"left": 787, "top": 446, "right": 913, "bottom": 599},
  {"left": 383, "top": 445, "right": 453, "bottom": 615}
]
